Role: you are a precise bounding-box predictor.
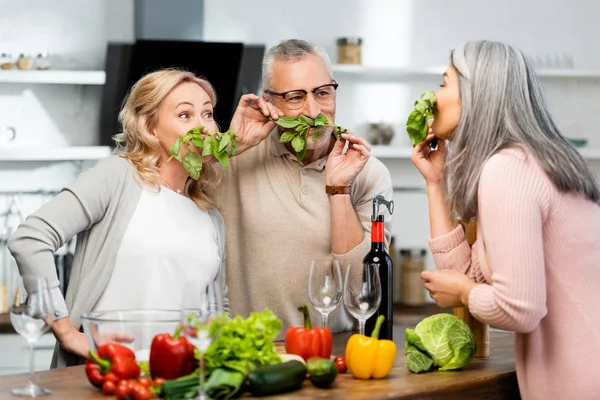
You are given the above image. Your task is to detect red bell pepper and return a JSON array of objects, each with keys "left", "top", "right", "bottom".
[
  {"left": 285, "top": 305, "right": 332, "bottom": 361},
  {"left": 149, "top": 324, "right": 197, "bottom": 380},
  {"left": 85, "top": 342, "right": 140, "bottom": 389}
]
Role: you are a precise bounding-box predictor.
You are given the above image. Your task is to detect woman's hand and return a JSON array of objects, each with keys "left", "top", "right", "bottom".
[
  {"left": 421, "top": 269, "right": 477, "bottom": 308},
  {"left": 57, "top": 325, "right": 134, "bottom": 358},
  {"left": 411, "top": 122, "right": 446, "bottom": 185},
  {"left": 56, "top": 327, "right": 91, "bottom": 358},
  {"left": 228, "top": 94, "right": 283, "bottom": 155}
]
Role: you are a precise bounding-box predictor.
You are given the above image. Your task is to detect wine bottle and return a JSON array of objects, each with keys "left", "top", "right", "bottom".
[{"left": 363, "top": 214, "right": 394, "bottom": 341}]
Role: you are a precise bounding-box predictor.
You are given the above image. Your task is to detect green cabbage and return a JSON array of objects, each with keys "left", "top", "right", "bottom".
[{"left": 405, "top": 314, "right": 477, "bottom": 373}]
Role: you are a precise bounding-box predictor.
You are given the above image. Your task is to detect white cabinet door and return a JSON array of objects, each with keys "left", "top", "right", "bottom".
[{"left": 0, "top": 334, "right": 56, "bottom": 376}]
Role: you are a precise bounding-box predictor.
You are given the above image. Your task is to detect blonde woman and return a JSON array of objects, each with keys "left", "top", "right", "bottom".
[{"left": 8, "top": 69, "right": 281, "bottom": 368}]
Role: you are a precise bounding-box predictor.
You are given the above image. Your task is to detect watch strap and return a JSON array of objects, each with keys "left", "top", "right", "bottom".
[{"left": 326, "top": 185, "right": 351, "bottom": 195}]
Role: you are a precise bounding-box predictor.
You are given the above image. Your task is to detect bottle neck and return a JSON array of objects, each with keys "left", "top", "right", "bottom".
[{"left": 371, "top": 216, "right": 385, "bottom": 251}]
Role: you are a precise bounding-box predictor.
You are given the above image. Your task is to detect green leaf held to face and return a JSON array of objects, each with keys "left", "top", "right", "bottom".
[
  {"left": 169, "top": 136, "right": 183, "bottom": 162},
  {"left": 183, "top": 151, "right": 203, "bottom": 180},
  {"left": 271, "top": 113, "right": 347, "bottom": 163},
  {"left": 405, "top": 90, "right": 438, "bottom": 147},
  {"left": 167, "top": 126, "right": 239, "bottom": 180}
]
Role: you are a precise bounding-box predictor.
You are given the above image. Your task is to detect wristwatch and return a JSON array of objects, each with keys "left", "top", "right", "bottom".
[{"left": 325, "top": 185, "right": 351, "bottom": 195}]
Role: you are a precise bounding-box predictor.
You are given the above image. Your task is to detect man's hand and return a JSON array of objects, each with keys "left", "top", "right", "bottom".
[
  {"left": 325, "top": 131, "right": 371, "bottom": 187},
  {"left": 229, "top": 94, "right": 283, "bottom": 155}
]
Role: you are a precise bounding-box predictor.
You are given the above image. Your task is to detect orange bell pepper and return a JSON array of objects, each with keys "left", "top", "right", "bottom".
[
  {"left": 345, "top": 315, "right": 396, "bottom": 379},
  {"left": 285, "top": 305, "right": 332, "bottom": 361}
]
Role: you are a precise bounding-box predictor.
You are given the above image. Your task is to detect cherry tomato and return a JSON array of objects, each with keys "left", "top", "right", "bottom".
[
  {"left": 115, "top": 381, "right": 131, "bottom": 399},
  {"left": 333, "top": 356, "right": 347, "bottom": 373},
  {"left": 101, "top": 380, "right": 116, "bottom": 395},
  {"left": 138, "top": 377, "right": 152, "bottom": 388},
  {"left": 132, "top": 384, "right": 153, "bottom": 400}
]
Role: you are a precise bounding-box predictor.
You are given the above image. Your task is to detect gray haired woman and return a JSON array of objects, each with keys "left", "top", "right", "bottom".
[{"left": 412, "top": 40, "right": 600, "bottom": 400}]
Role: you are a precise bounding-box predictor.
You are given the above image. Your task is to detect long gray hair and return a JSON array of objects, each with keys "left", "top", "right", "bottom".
[{"left": 446, "top": 40, "right": 600, "bottom": 220}]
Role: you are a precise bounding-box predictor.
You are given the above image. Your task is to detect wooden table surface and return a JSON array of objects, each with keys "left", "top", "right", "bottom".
[{"left": 0, "top": 325, "right": 519, "bottom": 400}]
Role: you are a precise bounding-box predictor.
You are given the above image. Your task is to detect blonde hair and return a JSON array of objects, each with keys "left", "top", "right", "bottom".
[{"left": 113, "top": 69, "right": 220, "bottom": 211}]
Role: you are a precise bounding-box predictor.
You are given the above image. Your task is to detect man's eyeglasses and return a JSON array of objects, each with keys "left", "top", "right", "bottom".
[{"left": 264, "top": 81, "right": 338, "bottom": 110}]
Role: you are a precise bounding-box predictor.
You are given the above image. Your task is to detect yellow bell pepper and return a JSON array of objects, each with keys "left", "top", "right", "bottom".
[{"left": 345, "top": 315, "right": 396, "bottom": 379}]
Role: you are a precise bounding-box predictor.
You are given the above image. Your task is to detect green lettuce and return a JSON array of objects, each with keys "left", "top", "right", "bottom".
[
  {"left": 203, "top": 309, "right": 283, "bottom": 399},
  {"left": 405, "top": 313, "right": 477, "bottom": 373}
]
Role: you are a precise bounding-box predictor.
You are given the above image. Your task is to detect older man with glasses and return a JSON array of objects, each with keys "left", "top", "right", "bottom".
[{"left": 216, "top": 39, "right": 393, "bottom": 336}]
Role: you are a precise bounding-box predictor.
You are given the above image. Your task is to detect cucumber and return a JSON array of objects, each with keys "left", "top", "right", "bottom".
[
  {"left": 246, "top": 360, "right": 307, "bottom": 397},
  {"left": 306, "top": 357, "right": 338, "bottom": 388}
]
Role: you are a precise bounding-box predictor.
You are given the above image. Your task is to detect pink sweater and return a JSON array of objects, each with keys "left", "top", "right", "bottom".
[{"left": 429, "top": 148, "right": 600, "bottom": 400}]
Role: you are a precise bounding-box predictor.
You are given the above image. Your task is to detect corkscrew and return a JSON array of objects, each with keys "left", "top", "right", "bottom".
[{"left": 372, "top": 195, "right": 394, "bottom": 221}]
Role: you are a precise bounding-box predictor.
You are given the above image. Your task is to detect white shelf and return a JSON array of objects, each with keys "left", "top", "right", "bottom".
[
  {"left": 0, "top": 146, "right": 112, "bottom": 161},
  {"left": 372, "top": 145, "right": 600, "bottom": 161},
  {"left": 0, "top": 70, "right": 106, "bottom": 85},
  {"left": 332, "top": 64, "right": 600, "bottom": 81}
]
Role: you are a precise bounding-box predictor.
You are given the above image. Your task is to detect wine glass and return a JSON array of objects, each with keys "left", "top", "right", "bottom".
[
  {"left": 9, "top": 274, "right": 54, "bottom": 397},
  {"left": 180, "top": 279, "right": 224, "bottom": 400},
  {"left": 308, "top": 259, "right": 342, "bottom": 328},
  {"left": 343, "top": 263, "right": 382, "bottom": 336}
]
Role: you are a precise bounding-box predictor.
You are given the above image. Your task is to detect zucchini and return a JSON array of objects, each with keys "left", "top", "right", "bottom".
[
  {"left": 306, "top": 357, "right": 338, "bottom": 388},
  {"left": 246, "top": 360, "right": 307, "bottom": 397}
]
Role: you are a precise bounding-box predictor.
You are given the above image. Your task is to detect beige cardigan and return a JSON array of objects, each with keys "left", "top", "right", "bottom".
[{"left": 8, "top": 155, "right": 229, "bottom": 368}]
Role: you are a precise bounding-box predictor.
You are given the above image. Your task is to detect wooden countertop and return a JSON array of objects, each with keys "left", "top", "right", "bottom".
[{"left": 0, "top": 324, "right": 519, "bottom": 399}]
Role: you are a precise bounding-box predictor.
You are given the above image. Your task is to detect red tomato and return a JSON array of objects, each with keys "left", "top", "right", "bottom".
[
  {"left": 101, "top": 380, "right": 116, "bottom": 395},
  {"left": 333, "top": 356, "right": 347, "bottom": 373}
]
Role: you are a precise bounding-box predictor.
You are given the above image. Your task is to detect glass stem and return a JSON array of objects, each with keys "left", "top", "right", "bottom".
[
  {"left": 28, "top": 341, "right": 36, "bottom": 388},
  {"left": 321, "top": 313, "right": 328, "bottom": 329},
  {"left": 198, "top": 351, "right": 205, "bottom": 396},
  {"left": 359, "top": 319, "right": 366, "bottom": 336}
]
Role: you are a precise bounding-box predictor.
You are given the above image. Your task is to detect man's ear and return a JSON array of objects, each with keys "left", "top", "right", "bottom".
[{"left": 262, "top": 91, "right": 270, "bottom": 102}]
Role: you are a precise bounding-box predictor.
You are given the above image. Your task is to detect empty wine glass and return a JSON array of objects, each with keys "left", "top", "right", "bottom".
[
  {"left": 308, "top": 259, "right": 342, "bottom": 328},
  {"left": 9, "top": 274, "right": 54, "bottom": 397},
  {"left": 180, "top": 279, "right": 225, "bottom": 400},
  {"left": 343, "top": 263, "right": 381, "bottom": 336}
]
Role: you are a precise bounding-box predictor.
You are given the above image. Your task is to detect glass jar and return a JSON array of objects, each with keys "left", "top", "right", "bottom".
[
  {"left": 0, "top": 53, "right": 15, "bottom": 70},
  {"left": 400, "top": 248, "right": 427, "bottom": 306},
  {"left": 16, "top": 54, "right": 33, "bottom": 70},
  {"left": 35, "top": 53, "right": 50, "bottom": 70},
  {"left": 337, "top": 37, "right": 362, "bottom": 65}
]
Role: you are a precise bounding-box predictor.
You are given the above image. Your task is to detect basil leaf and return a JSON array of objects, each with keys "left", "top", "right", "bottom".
[
  {"left": 170, "top": 136, "right": 182, "bottom": 162},
  {"left": 296, "top": 142, "right": 307, "bottom": 164},
  {"left": 230, "top": 136, "right": 237, "bottom": 156},
  {"left": 336, "top": 126, "right": 347, "bottom": 139},
  {"left": 202, "top": 135, "right": 213, "bottom": 156},
  {"left": 183, "top": 152, "right": 203, "bottom": 180},
  {"left": 214, "top": 149, "right": 229, "bottom": 168},
  {"left": 271, "top": 116, "right": 301, "bottom": 129},
  {"left": 312, "top": 126, "right": 322, "bottom": 142},
  {"left": 280, "top": 132, "right": 296, "bottom": 143},
  {"left": 315, "top": 114, "right": 328, "bottom": 125},
  {"left": 191, "top": 136, "right": 204, "bottom": 149},
  {"left": 299, "top": 115, "right": 314, "bottom": 126},
  {"left": 218, "top": 134, "right": 231, "bottom": 152},
  {"left": 291, "top": 135, "right": 305, "bottom": 153}
]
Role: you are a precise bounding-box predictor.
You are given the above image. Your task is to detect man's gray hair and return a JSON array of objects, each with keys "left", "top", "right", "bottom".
[
  {"left": 445, "top": 40, "right": 600, "bottom": 220},
  {"left": 262, "top": 39, "right": 333, "bottom": 90}
]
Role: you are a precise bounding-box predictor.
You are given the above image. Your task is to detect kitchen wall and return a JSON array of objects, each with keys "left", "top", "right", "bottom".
[
  {"left": 1, "top": 0, "right": 599, "bottom": 296},
  {"left": 0, "top": 0, "right": 134, "bottom": 220},
  {"left": 204, "top": 0, "right": 600, "bottom": 287}
]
